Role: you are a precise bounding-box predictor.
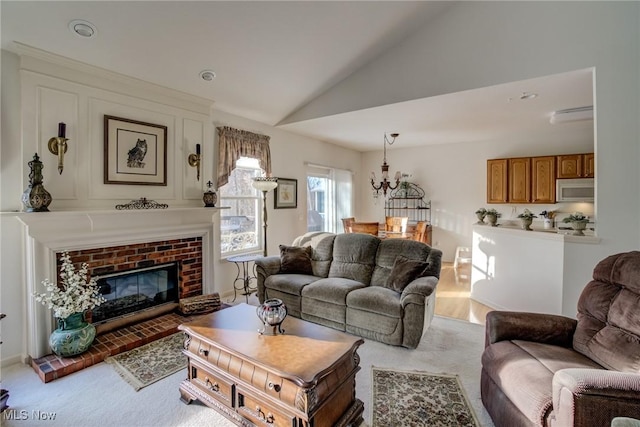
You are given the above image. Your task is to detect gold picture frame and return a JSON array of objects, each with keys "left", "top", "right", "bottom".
[{"left": 104, "top": 115, "right": 167, "bottom": 186}]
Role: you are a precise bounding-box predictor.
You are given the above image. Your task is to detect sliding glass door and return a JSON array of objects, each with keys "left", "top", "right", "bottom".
[{"left": 306, "top": 165, "right": 353, "bottom": 233}]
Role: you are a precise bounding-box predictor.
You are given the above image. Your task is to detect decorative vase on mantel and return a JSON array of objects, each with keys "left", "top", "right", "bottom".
[
  {"left": 49, "top": 312, "right": 96, "bottom": 357},
  {"left": 22, "top": 153, "right": 52, "bottom": 212},
  {"left": 570, "top": 221, "right": 588, "bottom": 236},
  {"left": 476, "top": 212, "right": 486, "bottom": 224},
  {"left": 486, "top": 214, "right": 498, "bottom": 227}
]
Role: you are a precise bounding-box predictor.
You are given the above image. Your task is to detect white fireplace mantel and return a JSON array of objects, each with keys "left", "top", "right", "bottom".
[{"left": 14, "top": 207, "right": 226, "bottom": 359}]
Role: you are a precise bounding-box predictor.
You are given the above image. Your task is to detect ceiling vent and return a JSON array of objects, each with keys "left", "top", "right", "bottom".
[{"left": 550, "top": 106, "right": 593, "bottom": 124}]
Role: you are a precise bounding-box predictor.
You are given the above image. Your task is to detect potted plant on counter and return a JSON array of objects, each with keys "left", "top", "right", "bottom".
[
  {"left": 475, "top": 208, "right": 487, "bottom": 224},
  {"left": 562, "top": 212, "right": 589, "bottom": 236},
  {"left": 485, "top": 209, "right": 501, "bottom": 227},
  {"left": 517, "top": 209, "right": 537, "bottom": 231}
]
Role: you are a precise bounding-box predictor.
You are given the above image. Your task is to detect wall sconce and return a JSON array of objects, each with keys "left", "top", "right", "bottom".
[
  {"left": 188, "top": 143, "right": 201, "bottom": 181},
  {"left": 48, "top": 122, "right": 68, "bottom": 175}
]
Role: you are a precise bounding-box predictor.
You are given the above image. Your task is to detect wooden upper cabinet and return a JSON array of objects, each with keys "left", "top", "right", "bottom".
[
  {"left": 508, "top": 157, "right": 531, "bottom": 203},
  {"left": 583, "top": 153, "right": 595, "bottom": 177},
  {"left": 531, "top": 156, "right": 556, "bottom": 203},
  {"left": 557, "top": 153, "right": 594, "bottom": 178},
  {"left": 487, "top": 159, "right": 508, "bottom": 204}
]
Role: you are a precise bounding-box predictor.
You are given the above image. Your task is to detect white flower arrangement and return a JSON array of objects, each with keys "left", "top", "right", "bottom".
[{"left": 33, "top": 252, "right": 106, "bottom": 319}]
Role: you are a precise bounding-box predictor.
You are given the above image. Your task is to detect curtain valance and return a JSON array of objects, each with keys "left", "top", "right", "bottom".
[{"left": 216, "top": 126, "right": 272, "bottom": 188}]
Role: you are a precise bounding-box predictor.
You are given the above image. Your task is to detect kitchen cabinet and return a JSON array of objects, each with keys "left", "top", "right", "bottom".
[
  {"left": 507, "top": 157, "right": 531, "bottom": 203},
  {"left": 583, "top": 153, "right": 595, "bottom": 177},
  {"left": 531, "top": 156, "right": 556, "bottom": 203},
  {"left": 556, "top": 153, "right": 595, "bottom": 178},
  {"left": 487, "top": 159, "right": 508, "bottom": 203}
]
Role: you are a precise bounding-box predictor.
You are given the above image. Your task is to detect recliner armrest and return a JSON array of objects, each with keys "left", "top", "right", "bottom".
[
  {"left": 552, "top": 368, "right": 640, "bottom": 426},
  {"left": 485, "top": 311, "right": 577, "bottom": 348},
  {"left": 400, "top": 276, "right": 438, "bottom": 307},
  {"left": 255, "top": 256, "right": 282, "bottom": 303}
]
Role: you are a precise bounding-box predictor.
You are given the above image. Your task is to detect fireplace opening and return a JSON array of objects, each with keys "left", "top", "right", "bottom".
[{"left": 93, "top": 263, "right": 179, "bottom": 325}]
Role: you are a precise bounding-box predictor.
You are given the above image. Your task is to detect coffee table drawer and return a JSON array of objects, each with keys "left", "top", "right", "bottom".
[
  {"left": 237, "top": 387, "right": 296, "bottom": 427},
  {"left": 190, "top": 360, "right": 234, "bottom": 407}
]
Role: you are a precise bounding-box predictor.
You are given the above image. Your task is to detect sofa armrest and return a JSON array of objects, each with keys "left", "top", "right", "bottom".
[
  {"left": 485, "top": 311, "right": 577, "bottom": 348},
  {"left": 400, "top": 276, "right": 438, "bottom": 307},
  {"left": 254, "top": 256, "right": 281, "bottom": 303},
  {"left": 552, "top": 369, "right": 640, "bottom": 426}
]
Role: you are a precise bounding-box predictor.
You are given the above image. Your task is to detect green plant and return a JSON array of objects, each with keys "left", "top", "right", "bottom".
[
  {"left": 33, "top": 252, "right": 106, "bottom": 319},
  {"left": 475, "top": 208, "right": 487, "bottom": 215},
  {"left": 517, "top": 209, "right": 537, "bottom": 220},
  {"left": 486, "top": 208, "right": 501, "bottom": 218},
  {"left": 563, "top": 212, "right": 589, "bottom": 223}
]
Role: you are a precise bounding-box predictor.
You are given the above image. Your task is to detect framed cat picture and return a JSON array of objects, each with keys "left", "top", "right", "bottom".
[{"left": 104, "top": 115, "right": 167, "bottom": 185}]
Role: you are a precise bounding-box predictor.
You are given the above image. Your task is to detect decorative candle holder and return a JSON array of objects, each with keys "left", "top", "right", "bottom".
[
  {"left": 256, "top": 298, "right": 287, "bottom": 335},
  {"left": 188, "top": 143, "right": 201, "bottom": 181},
  {"left": 48, "top": 122, "right": 69, "bottom": 175}
]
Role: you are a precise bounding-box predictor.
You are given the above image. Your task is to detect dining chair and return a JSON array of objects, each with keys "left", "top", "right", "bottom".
[
  {"left": 412, "top": 221, "right": 429, "bottom": 243},
  {"left": 385, "top": 216, "right": 409, "bottom": 233},
  {"left": 350, "top": 222, "right": 379, "bottom": 236},
  {"left": 341, "top": 217, "right": 355, "bottom": 233}
]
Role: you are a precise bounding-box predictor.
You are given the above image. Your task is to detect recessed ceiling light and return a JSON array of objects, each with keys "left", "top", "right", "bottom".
[
  {"left": 199, "top": 70, "right": 216, "bottom": 82},
  {"left": 68, "top": 19, "right": 97, "bottom": 38},
  {"left": 519, "top": 92, "right": 538, "bottom": 100}
]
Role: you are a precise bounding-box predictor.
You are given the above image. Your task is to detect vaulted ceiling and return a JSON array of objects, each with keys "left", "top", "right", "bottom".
[{"left": 1, "top": 1, "right": 593, "bottom": 151}]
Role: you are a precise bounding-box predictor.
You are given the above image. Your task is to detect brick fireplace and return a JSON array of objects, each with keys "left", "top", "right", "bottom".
[{"left": 17, "top": 208, "right": 222, "bottom": 363}]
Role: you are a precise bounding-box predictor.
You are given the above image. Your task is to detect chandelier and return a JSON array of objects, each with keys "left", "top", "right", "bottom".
[{"left": 370, "top": 132, "right": 401, "bottom": 198}]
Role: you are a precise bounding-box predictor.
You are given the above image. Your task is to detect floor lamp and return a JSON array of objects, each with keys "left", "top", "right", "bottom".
[{"left": 251, "top": 177, "right": 278, "bottom": 256}]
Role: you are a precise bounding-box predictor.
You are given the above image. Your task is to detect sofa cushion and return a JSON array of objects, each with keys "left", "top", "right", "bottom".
[
  {"left": 328, "top": 233, "right": 380, "bottom": 285},
  {"left": 370, "top": 239, "right": 438, "bottom": 287},
  {"left": 301, "top": 277, "right": 366, "bottom": 305},
  {"left": 264, "top": 274, "right": 320, "bottom": 296},
  {"left": 346, "top": 286, "right": 403, "bottom": 318},
  {"left": 385, "top": 255, "right": 429, "bottom": 292},
  {"left": 482, "top": 340, "right": 603, "bottom": 426},
  {"left": 574, "top": 251, "right": 640, "bottom": 373},
  {"left": 279, "top": 245, "right": 313, "bottom": 275},
  {"left": 292, "top": 232, "right": 336, "bottom": 278}
]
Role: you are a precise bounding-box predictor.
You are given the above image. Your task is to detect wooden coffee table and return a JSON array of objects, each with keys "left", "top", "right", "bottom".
[{"left": 178, "top": 303, "right": 364, "bottom": 427}]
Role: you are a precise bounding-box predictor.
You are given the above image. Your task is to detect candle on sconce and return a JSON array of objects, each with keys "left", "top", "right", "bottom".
[
  {"left": 58, "top": 122, "right": 66, "bottom": 138},
  {"left": 196, "top": 143, "right": 201, "bottom": 155}
]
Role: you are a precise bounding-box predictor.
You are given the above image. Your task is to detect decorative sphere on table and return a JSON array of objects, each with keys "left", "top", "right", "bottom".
[{"left": 256, "top": 298, "right": 287, "bottom": 335}]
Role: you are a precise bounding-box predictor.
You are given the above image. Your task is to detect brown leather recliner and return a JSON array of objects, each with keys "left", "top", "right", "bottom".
[{"left": 481, "top": 251, "right": 640, "bottom": 427}]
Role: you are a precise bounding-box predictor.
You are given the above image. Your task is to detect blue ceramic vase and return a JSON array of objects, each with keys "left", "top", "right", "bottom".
[{"left": 49, "top": 312, "right": 96, "bottom": 357}]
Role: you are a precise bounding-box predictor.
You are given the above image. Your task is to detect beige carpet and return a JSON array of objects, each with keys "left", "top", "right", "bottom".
[{"left": 1, "top": 315, "right": 494, "bottom": 426}]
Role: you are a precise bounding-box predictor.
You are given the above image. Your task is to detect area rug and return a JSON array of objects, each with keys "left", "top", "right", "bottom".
[
  {"left": 104, "top": 333, "right": 186, "bottom": 391},
  {"left": 371, "top": 367, "right": 480, "bottom": 427}
]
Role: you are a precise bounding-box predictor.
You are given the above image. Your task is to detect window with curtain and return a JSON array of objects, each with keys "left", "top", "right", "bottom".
[
  {"left": 217, "top": 126, "right": 271, "bottom": 256},
  {"left": 306, "top": 165, "right": 353, "bottom": 233}
]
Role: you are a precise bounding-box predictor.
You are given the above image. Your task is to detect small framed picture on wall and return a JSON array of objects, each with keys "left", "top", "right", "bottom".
[
  {"left": 274, "top": 178, "right": 297, "bottom": 209},
  {"left": 104, "top": 115, "right": 167, "bottom": 186}
]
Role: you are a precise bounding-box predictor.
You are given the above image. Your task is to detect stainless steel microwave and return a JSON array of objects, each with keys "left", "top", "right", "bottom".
[{"left": 556, "top": 178, "right": 594, "bottom": 202}]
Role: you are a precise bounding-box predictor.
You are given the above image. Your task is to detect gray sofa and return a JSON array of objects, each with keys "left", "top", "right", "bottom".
[{"left": 255, "top": 232, "right": 442, "bottom": 348}]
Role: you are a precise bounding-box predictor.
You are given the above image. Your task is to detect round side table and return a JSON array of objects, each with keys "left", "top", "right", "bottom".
[{"left": 227, "top": 254, "right": 261, "bottom": 303}]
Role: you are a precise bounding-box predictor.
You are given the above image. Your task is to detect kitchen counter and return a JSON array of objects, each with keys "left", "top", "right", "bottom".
[
  {"left": 474, "top": 223, "right": 600, "bottom": 244},
  {"left": 470, "top": 223, "right": 599, "bottom": 316}
]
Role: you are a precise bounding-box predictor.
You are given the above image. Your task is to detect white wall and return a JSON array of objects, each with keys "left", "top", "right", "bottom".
[
  {"left": 0, "top": 49, "right": 362, "bottom": 366},
  {"left": 299, "top": 1, "right": 640, "bottom": 315}
]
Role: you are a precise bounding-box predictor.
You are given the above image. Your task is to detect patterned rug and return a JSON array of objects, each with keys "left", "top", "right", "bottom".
[
  {"left": 104, "top": 333, "right": 186, "bottom": 391},
  {"left": 371, "top": 367, "right": 479, "bottom": 427}
]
